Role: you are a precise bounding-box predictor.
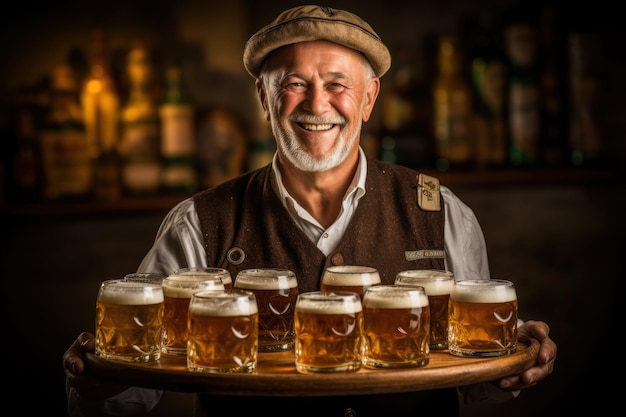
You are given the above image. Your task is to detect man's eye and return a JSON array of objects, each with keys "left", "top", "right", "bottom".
[
  {"left": 328, "top": 83, "right": 345, "bottom": 92},
  {"left": 285, "top": 82, "right": 306, "bottom": 91}
]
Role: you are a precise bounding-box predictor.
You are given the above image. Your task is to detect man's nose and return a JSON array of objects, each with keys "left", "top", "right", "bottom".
[{"left": 302, "top": 87, "right": 330, "bottom": 115}]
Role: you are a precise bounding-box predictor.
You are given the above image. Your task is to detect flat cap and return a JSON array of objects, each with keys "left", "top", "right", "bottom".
[{"left": 243, "top": 5, "right": 391, "bottom": 79}]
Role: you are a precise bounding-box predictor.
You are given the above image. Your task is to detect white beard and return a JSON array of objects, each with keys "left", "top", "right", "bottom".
[{"left": 273, "top": 120, "right": 362, "bottom": 173}]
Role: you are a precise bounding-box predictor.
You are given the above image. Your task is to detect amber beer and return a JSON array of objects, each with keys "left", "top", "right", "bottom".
[
  {"left": 394, "top": 269, "right": 455, "bottom": 350},
  {"left": 95, "top": 279, "right": 164, "bottom": 363},
  {"left": 294, "top": 291, "right": 363, "bottom": 373},
  {"left": 187, "top": 289, "right": 258, "bottom": 373},
  {"left": 321, "top": 265, "right": 381, "bottom": 300},
  {"left": 448, "top": 279, "right": 518, "bottom": 357},
  {"left": 362, "top": 285, "right": 430, "bottom": 368},
  {"left": 234, "top": 268, "right": 298, "bottom": 352},
  {"left": 174, "top": 267, "right": 233, "bottom": 289},
  {"left": 161, "top": 273, "right": 225, "bottom": 355}
]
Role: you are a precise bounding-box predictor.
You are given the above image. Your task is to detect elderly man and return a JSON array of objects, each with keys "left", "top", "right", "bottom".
[{"left": 63, "top": 5, "right": 556, "bottom": 417}]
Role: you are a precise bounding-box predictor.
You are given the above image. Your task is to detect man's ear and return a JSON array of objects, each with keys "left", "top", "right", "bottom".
[
  {"left": 256, "top": 79, "right": 270, "bottom": 121},
  {"left": 362, "top": 77, "right": 381, "bottom": 122}
]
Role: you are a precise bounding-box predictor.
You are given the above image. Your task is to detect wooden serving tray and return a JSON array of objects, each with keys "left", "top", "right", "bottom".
[{"left": 84, "top": 339, "right": 539, "bottom": 397}]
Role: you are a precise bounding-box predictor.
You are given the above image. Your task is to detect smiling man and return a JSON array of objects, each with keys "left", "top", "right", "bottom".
[{"left": 63, "top": 5, "right": 557, "bottom": 417}]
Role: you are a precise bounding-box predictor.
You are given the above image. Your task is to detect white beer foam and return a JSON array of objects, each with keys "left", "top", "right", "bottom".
[
  {"left": 363, "top": 288, "right": 429, "bottom": 309},
  {"left": 98, "top": 281, "right": 164, "bottom": 305},
  {"left": 451, "top": 280, "right": 517, "bottom": 303},
  {"left": 296, "top": 293, "right": 363, "bottom": 314},
  {"left": 395, "top": 270, "right": 454, "bottom": 296},
  {"left": 176, "top": 270, "right": 232, "bottom": 286},
  {"left": 418, "top": 279, "right": 454, "bottom": 296},
  {"left": 163, "top": 276, "right": 225, "bottom": 298},
  {"left": 235, "top": 275, "right": 298, "bottom": 290},
  {"left": 189, "top": 291, "right": 258, "bottom": 316},
  {"left": 323, "top": 266, "right": 381, "bottom": 286}
]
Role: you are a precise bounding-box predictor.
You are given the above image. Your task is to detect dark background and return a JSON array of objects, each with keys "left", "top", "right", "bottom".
[{"left": 1, "top": 1, "right": 624, "bottom": 416}]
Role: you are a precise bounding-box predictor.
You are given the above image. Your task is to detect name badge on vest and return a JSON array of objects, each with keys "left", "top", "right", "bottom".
[
  {"left": 405, "top": 249, "right": 446, "bottom": 261},
  {"left": 417, "top": 173, "right": 441, "bottom": 211}
]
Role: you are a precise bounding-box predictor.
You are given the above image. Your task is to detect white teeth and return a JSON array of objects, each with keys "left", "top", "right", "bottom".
[{"left": 302, "top": 123, "right": 333, "bottom": 131}]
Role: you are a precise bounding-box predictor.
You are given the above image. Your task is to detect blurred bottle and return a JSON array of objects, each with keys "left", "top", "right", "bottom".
[
  {"left": 568, "top": 32, "right": 604, "bottom": 167},
  {"left": 466, "top": 12, "right": 508, "bottom": 169},
  {"left": 380, "top": 46, "right": 433, "bottom": 169},
  {"left": 81, "top": 29, "right": 121, "bottom": 201},
  {"left": 196, "top": 108, "right": 247, "bottom": 188},
  {"left": 432, "top": 36, "right": 474, "bottom": 171},
  {"left": 118, "top": 41, "right": 162, "bottom": 196},
  {"left": 7, "top": 104, "right": 44, "bottom": 203},
  {"left": 503, "top": 6, "right": 541, "bottom": 167},
  {"left": 159, "top": 62, "right": 197, "bottom": 194},
  {"left": 40, "top": 64, "right": 93, "bottom": 201},
  {"left": 538, "top": 3, "right": 568, "bottom": 167},
  {"left": 246, "top": 84, "right": 275, "bottom": 171}
]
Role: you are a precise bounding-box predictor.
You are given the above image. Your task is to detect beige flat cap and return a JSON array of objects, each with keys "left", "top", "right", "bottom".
[{"left": 243, "top": 5, "right": 391, "bottom": 79}]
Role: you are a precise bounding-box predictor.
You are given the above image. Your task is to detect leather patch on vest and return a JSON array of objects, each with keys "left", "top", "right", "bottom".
[
  {"left": 417, "top": 173, "right": 441, "bottom": 211},
  {"left": 405, "top": 249, "right": 446, "bottom": 261}
]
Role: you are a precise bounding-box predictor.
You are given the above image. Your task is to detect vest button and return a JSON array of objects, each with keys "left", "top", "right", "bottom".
[
  {"left": 226, "top": 247, "right": 245, "bottom": 265},
  {"left": 345, "top": 408, "right": 357, "bottom": 417},
  {"left": 331, "top": 253, "right": 344, "bottom": 265}
]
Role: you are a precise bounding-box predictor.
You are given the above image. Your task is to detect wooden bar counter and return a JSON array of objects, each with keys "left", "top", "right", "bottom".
[{"left": 84, "top": 339, "right": 539, "bottom": 397}]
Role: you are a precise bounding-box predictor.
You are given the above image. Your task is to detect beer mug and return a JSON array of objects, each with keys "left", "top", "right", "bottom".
[
  {"left": 95, "top": 279, "right": 164, "bottom": 363},
  {"left": 294, "top": 291, "right": 363, "bottom": 373},
  {"left": 123, "top": 272, "right": 166, "bottom": 284},
  {"left": 234, "top": 268, "right": 298, "bottom": 352},
  {"left": 321, "top": 265, "right": 381, "bottom": 300},
  {"left": 174, "top": 266, "right": 233, "bottom": 289},
  {"left": 362, "top": 285, "right": 430, "bottom": 368},
  {"left": 394, "top": 269, "right": 455, "bottom": 350},
  {"left": 448, "top": 279, "right": 518, "bottom": 357},
  {"left": 187, "top": 289, "right": 258, "bottom": 373},
  {"left": 161, "top": 273, "right": 225, "bottom": 355}
]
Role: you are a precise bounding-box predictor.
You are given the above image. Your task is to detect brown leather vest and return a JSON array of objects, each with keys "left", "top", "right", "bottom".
[{"left": 193, "top": 159, "right": 445, "bottom": 293}]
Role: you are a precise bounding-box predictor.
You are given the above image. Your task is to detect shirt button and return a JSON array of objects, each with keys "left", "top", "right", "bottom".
[{"left": 322, "top": 232, "right": 329, "bottom": 238}]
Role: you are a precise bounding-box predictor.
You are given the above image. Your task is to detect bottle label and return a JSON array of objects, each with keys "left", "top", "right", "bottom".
[
  {"left": 40, "top": 129, "right": 93, "bottom": 199},
  {"left": 121, "top": 161, "right": 162, "bottom": 193},
  {"left": 509, "top": 83, "right": 541, "bottom": 158},
  {"left": 160, "top": 105, "right": 195, "bottom": 156}
]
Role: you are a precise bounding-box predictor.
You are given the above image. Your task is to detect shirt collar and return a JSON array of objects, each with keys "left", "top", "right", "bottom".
[{"left": 270, "top": 147, "right": 368, "bottom": 206}]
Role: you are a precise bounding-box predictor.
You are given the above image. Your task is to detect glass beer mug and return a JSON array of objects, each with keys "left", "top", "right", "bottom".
[
  {"left": 187, "top": 289, "right": 259, "bottom": 373},
  {"left": 95, "top": 279, "right": 164, "bottom": 363},
  {"left": 294, "top": 291, "right": 363, "bottom": 373},
  {"left": 395, "top": 269, "right": 454, "bottom": 350},
  {"left": 448, "top": 279, "right": 518, "bottom": 357},
  {"left": 362, "top": 285, "right": 430, "bottom": 368}
]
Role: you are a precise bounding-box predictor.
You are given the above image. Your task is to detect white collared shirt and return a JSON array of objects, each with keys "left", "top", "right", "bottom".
[{"left": 272, "top": 148, "right": 367, "bottom": 256}]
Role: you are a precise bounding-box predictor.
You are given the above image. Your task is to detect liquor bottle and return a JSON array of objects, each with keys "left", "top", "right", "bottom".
[
  {"left": 568, "top": 32, "right": 604, "bottom": 167},
  {"left": 81, "top": 29, "right": 122, "bottom": 201},
  {"left": 380, "top": 46, "right": 433, "bottom": 169},
  {"left": 503, "top": 6, "right": 542, "bottom": 168},
  {"left": 39, "top": 64, "right": 93, "bottom": 201},
  {"left": 8, "top": 105, "right": 44, "bottom": 203},
  {"left": 432, "top": 36, "right": 474, "bottom": 171},
  {"left": 246, "top": 84, "right": 275, "bottom": 171},
  {"left": 196, "top": 108, "right": 247, "bottom": 188},
  {"left": 118, "top": 41, "right": 162, "bottom": 196},
  {"left": 159, "top": 63, "right": 198, "bottom": 194},
  {"left": 466, "top": 12, "right": 508, "bottom": 169},
  {"left": 538, "top": 3, "right": 568, "bottom": 167}
]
